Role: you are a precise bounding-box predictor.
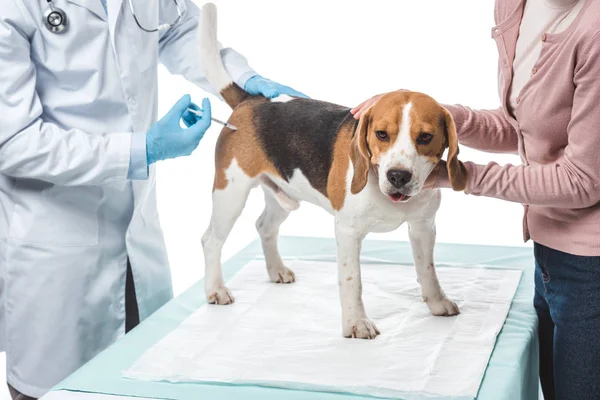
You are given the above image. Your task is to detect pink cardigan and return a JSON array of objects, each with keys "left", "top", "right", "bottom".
[{"left": 438, "top": 0, "right": 600, "bottom": 256}]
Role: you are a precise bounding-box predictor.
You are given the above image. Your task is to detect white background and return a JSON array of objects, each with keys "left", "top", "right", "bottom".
[{"left": 1, "top": 0, "right": 530, "bottom": 398}]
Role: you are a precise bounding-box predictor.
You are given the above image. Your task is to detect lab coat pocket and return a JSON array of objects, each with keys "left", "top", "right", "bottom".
[
  {"left": 9, "top": 183, "right": 101, "bottom": 247},
  {"left": 126, "top": 0, "right": 159, "bottom": 73}
]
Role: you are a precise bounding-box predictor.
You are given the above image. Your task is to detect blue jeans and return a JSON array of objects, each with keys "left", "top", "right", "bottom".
[{"left": 534, "top": 243, "right": 600, "bottom": 400}]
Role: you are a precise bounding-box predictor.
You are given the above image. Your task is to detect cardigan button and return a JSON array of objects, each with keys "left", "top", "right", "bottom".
[
  {"left": 541, "top": 33, "right": 548, "bottom": 42},
  {"left": 532, "top": 67, "right": 537, "bottom": 75}
]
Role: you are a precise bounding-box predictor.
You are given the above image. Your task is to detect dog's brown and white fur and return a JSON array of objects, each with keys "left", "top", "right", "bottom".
[{"left": 199, "top": 3, "right": 468, "bottom": 339}]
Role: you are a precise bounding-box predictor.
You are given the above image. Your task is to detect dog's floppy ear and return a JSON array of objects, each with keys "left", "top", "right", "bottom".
[
  {"left": 349, "top": 108, "right": 372, "bottom": 194},
  {"left": 443, "top": 108, "right": 468, "bottom": 191}
]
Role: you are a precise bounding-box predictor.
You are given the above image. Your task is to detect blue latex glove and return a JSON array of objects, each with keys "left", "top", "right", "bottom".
[
  {"left": 182, "top": 101, "right": 203, "bottom": 128},
  {"left": 244, "top": 75, "right": 308, "bottom": 99},
  {"left": 146, "top": 95, "right": 211, "bottom": 165}
]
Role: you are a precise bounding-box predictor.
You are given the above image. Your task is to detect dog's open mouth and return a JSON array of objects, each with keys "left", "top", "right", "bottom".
[{"left": 388, "top": 193, "right": 411, "bottom": 203}]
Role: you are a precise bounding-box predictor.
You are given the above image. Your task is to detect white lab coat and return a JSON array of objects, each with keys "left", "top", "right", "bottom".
[{"left": 0, "top": 0, "right": 256, "bottom": 397}]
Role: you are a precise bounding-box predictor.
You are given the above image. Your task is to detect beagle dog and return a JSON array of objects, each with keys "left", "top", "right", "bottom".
[{"left": 198, "top": 3, "right": 468, "bottom": 339}]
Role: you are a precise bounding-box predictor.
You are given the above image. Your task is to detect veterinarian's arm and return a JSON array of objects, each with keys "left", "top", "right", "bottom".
[
  {"left": 157, "top": 0, "right": 258, "bottom": 97},
  {"left": 434, "top": 38, "right": 600, "bottom": 208},
  {"left": 0, "top": 1, "right": 132, "bottom": 187},
  {"left": 442, "top": 105, "right": 518, "bottom": 154}
]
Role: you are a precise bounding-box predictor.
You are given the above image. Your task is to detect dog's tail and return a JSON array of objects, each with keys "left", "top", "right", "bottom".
[{"left": 199, "top": 3, "right": 251, "bottom": 109}]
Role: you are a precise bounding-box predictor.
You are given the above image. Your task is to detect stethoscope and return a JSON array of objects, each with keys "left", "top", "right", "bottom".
[{"left": 43, "top": 0, "right": 183, "bottom": 34}]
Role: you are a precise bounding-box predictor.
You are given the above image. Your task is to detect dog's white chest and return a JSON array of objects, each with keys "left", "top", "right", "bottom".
[
  {"left": 339, "top": 176, "right": 440, "bottom": 235},
  {"left": 366, "top": 216, "right": 406, "bottom": 233},
  {"left": 347, "top": 193, "right": 409, "bottom": 233}
]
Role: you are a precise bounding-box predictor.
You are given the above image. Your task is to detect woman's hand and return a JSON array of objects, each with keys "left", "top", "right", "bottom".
[
  {"left": 350, "top": 93, "right": 385, "bottom": 120},
  {"left": 424, "top": 161, "right": 446, "bottom": 190},
  {"left": 351, "top": 90, "right": 410, "bottom": 119}
]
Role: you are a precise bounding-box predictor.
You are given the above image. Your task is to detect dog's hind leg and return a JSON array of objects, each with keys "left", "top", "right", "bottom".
[
  {"left": 256, "top": 188, "right": 296, "bottom": 284},
  {"left": 202, "top": 163, "right": 255, "bottom": 305}
]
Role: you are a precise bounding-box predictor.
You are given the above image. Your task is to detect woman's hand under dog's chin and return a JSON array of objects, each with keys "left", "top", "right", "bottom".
[{"left": 424, "top": 161, "right": 446, "bottom": 190}]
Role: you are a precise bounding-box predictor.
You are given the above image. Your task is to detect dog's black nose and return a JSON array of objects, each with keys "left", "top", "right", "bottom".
[{"left": 387, "top": 169, "right": 412, "bottom": 188}]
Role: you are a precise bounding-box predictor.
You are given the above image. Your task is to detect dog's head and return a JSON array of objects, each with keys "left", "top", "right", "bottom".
[{"left": 349, "top": 90, "right": 467, "bottom": 202}]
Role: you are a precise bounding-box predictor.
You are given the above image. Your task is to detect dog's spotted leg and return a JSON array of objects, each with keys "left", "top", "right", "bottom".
[
  {"left": 256, "top": 189, "right": 295, "bottom": 284},
  {"left": 335, "top": 223, "right": 379, "bottom": 339},
  {"left": 408, "top": 219, "right": 459, "bottom": 316},
  {"left": 202, "top": 163, "right": 254, "bottom": 305}
]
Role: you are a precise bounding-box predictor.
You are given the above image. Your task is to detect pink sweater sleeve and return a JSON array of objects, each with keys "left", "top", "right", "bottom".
[
  {"left": 444, "top": 105, "right": 519, "bottom": 154},
  {"left": 438, "top": 35, "right": 600, "bottom": 209}
]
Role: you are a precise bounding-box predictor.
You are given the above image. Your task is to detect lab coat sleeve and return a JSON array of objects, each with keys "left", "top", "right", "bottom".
[
  {"left": 128, "top": 133, "right": 149, "bottom": 180},
  {"left": 0, "top": 2, "right": 132, "bottom": 187},
  {"left": 157, "top": 0, "right": 258, "bottom": 97}
]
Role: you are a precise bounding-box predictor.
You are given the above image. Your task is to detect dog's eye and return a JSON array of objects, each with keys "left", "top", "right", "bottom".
[
  {"left": 375, "top": 131, "right": 389, "bottom": 141},
  {"left": 417, "top": 133, "right": 433, "bottom": 145}
]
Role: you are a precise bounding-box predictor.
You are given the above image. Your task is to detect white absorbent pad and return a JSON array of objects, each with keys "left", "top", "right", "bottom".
[{"left": 124, "top": 260, "right": 522, "bottom": 400}]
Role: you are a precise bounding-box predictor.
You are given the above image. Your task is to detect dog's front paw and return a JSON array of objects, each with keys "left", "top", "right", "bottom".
[
  {"left": 426, "top": 296, "right": 459, "bottom": 316},
  {"left": 269, "top": 266, "right": 296, "bottom": 284},
  {"left": 343, "top": 317, "right": 380, "bottom": 339},
  {"left": 206, "top": 286, "right": 234, "bottom": 305}
]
